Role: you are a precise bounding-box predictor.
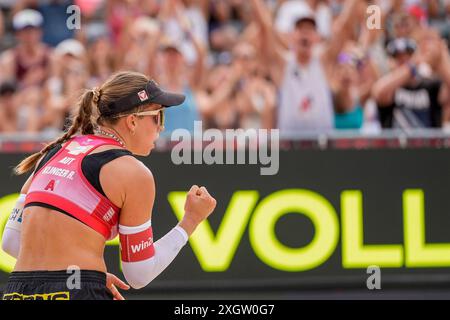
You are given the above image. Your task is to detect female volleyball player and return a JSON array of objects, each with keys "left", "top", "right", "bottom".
[{"left": 1, "top": 71, "right": 217, "bottom": 300}]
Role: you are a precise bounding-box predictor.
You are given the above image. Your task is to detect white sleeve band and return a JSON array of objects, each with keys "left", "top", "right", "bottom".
[
  {"left": 2, "top": 194, "right": 26, "bottom": 258},
  {"left": 121, "top": 225, "right": 189, "bottom": 289},
  {"left": 119, "top": 219, "right": 152, "bottom": 234}
]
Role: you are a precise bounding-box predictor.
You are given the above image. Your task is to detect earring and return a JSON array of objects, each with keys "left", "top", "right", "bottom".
[{"left": 131, "top": 130, "right": 136, "bottom": 136}]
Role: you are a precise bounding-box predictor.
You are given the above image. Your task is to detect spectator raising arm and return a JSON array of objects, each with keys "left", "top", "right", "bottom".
[
  {"left": 372, "top": 63, "right": 414, "bottom": 107},
  {"left": 373, "top": 29, "right": 450, "bottom": 108},
  {"left": 195, "top": 62, "right": 243, "bottom": 119},
  {"left": 249, "top": 0, "right": 287, "bottom": 86},
  {"left": 320, "top": 0, "right": 362, "bottom": 73},
  {"left": 431, "top": 36, "right": 450, "bottom": 113},
  {"left": 435, "top": 39, "right": 450, "bottom": 96},
  {"left": 0, "top": 10, "right": 3, "bottom": 40},
  {"left": 426, "top": 0, "right": 441, "bottom": 19},
  {"left": 175, "top": 5, "right": 207, "bottom": 91},
  {"left": 0, "top": 50, "right": 15, "bottom": 84},
  {"left": 144, "top": 23, "right": 163, "bottom": 79}
]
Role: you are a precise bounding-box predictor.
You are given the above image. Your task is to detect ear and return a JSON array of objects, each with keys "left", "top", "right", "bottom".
[{"left": 125, "top": 114, "right": 137, "bottom": 132}]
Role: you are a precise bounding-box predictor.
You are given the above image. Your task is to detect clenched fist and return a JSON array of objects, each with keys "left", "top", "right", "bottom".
[{"left": 179, "top": 185, "right": 217, "bottom": 236}]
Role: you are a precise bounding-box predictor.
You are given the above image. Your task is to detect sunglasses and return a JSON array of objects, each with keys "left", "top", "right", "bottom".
[
  {"left": 387, "top": 38, "right": 416, "bottom": 57},
  {"left": 113, "top": 108, "right": 165, "bottom": 128},
  {"left": 134, "top": 108, "right": 165, "bottom": 128}
]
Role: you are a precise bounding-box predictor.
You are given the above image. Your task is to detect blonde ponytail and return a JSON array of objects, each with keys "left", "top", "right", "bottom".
[
  {"left": 15, "top": 71, "right": 150, "bottom": 175},
  {"left": 14, "top": 89, "right": 96, "bottom": 175}
]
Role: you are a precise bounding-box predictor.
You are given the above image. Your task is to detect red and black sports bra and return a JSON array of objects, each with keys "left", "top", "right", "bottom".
[{"left": 24, "top": 135, "right": 132, "bottom": 240}]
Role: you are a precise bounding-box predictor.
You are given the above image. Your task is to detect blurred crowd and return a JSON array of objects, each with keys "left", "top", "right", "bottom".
[{"left": 0, "top": 0, "right": 450, "bottom": 136}]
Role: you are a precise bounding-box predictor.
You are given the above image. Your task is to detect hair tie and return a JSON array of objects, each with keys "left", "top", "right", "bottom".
[{"left": 92, "top": 87, "right": 101, "bottom": 104}]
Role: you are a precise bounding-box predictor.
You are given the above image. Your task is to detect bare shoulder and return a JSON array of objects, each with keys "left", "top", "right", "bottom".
[
  {"left": 99, "top": 153, "right": 155, "bottom": 209},
  {"left": 0, "top": 50, "right": 15, "bottom": 71},
  {"left": 0, "top": 49, "right": 14, "bottom": 61},
  {"left": 101, "top": 154, "right": 154, "bottom": 188}
]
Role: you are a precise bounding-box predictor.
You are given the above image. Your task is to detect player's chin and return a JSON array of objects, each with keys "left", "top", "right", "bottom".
[
  {"left": 140, "top": 149, "right": 152, "bottom": 157},
  {"left": 134, "top": 145, "right": 153, "bottom": 157},
  {"left": 136, "top": 150, "right": 151, "bottom": 157},
  {"left": 145, "top": 144, "right": 155, "bottom": 156}
]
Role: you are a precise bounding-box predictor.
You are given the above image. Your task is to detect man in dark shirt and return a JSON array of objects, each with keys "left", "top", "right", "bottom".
[{"left": 373, "top": 30, "right": 450, "bottom": 129}]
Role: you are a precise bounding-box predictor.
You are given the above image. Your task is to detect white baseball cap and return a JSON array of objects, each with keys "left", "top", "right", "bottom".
[
  {"left": 275, "top": 1, "right": 316, "bottom": 33},
  {"left": 55, "top": 39, "right": 86, "bottom": 58},
  {"left": 13, "top": 9, "right": 43, "bottom": 31}
]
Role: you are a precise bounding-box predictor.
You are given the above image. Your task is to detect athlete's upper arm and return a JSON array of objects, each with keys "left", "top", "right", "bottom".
[
  {"left": 20, "top": 153, "right": 47, "bottom": 194},
  {"left": 20, "top": 174, "right": 34, "bottom": 194},
  {"left": 20, "top": 150, "right": 52, "bottom": 194},
  {"left": 100, "top": 155, "right": 156, "bottom": 227},
  {"left": 120, "top": 165, "right": 155, "bottom": 227},
  {"left": 103, "top": 157, "right": 190, "bottom": 289}
]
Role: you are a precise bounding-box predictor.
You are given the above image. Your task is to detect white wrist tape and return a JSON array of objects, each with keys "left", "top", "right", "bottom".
[
  {"left": 2, "top": 194, "right": 26, "bottom": 258},
  {"left": 119, "top": 221, "right": 188, "bottom": 289},
  {"left": 5, "top": 194, "right": 26, "bottom": 231}
]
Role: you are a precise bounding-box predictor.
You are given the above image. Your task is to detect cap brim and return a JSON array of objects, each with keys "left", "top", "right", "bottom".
[
  {"left": 15, "top": 24, "right": 41, "bottom": 31},
  {"left": 295, "top": 17, "right": 316, "bottom": 28},
  {"left": 152, "top": 91, "right": 186, "bottom": 108},
  {"left": 161, "top": 45, "right": 183, "bottom": 54}
]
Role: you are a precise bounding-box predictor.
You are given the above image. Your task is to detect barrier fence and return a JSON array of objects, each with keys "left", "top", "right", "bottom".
[{"left": 0, "top": 136, "right": 449, "bottom": 298}]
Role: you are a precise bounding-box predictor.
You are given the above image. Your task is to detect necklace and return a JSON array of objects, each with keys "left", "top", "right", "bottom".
[{"left": 95, "top": 128, "right": 126, "bottom": 148}]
